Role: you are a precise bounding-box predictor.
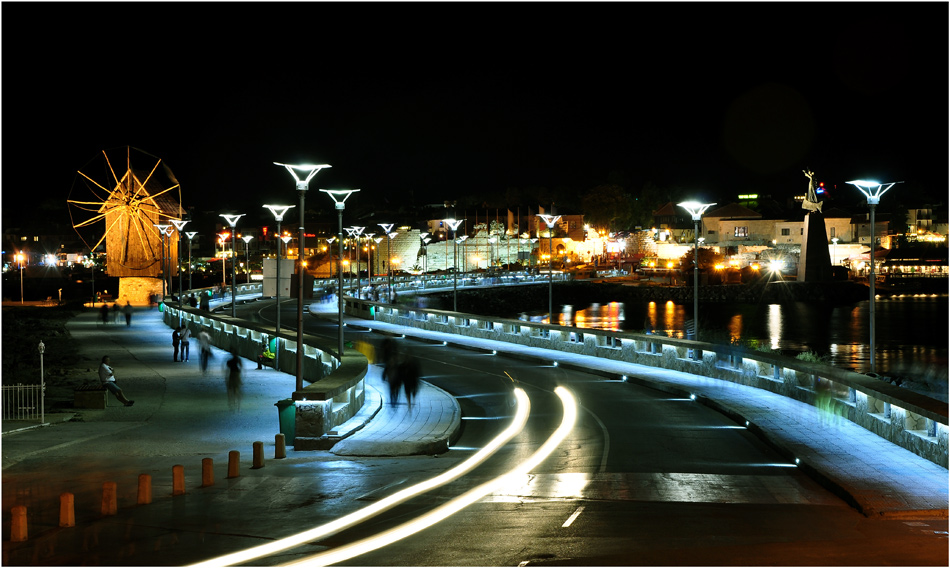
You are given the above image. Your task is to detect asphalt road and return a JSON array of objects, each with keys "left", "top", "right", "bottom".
[{"left": 246, "top": 299, "right": 949, "bottom": 566}]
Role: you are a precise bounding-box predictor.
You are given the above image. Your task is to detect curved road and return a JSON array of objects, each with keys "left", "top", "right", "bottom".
[{"left": 234, "top": 299, "right": 947, "bottom": 566}]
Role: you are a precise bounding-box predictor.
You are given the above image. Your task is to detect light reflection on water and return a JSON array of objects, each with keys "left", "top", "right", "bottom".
[{"left": 557, "top": 295, "right": 948, "bottom": 377}]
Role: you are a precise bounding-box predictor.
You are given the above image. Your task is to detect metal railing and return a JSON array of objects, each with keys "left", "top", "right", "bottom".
[{"left": 2, "top": 384, "right": 44, "bottom": 422}]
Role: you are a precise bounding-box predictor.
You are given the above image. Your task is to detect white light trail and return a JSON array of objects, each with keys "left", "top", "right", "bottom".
[
  {"left": 188, "top": 388, "right": 531, "bottom": 568},
  {"left": 284, "top": 386, "right": 578, "bottom": 567}
]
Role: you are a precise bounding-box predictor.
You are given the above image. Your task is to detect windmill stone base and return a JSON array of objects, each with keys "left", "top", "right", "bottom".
[{"left": 118, "top": 277, "right": 165, "bottom": 306}]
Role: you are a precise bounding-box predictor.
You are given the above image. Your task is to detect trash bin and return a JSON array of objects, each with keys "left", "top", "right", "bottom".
[{"left": 275, "top": 399, "right": 296, "bottom": 446}]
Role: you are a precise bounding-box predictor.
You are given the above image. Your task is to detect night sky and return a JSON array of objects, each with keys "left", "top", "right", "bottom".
[{"left": 3, "top": 3, "right": 947, "bottom": 231}]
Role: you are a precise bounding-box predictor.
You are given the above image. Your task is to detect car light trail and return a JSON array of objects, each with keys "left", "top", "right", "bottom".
[
  {"left": 189, "top": 387, "right": 531, "bottom": 568},
  {"left": 283, "top": 386, "right": 578, "bottom": 567}
]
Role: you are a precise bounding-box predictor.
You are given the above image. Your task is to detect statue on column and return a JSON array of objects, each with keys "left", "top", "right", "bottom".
[{"left": 802, "top": 169, "right": 823, "bottom": 213}]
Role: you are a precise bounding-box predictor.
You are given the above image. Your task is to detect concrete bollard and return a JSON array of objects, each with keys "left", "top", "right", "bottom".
[
  {"left": 227, "top": 450, "right": 240, "bottom": 478},
  {"left": 101, "top": 482, "right": 118, "bottom": 516},
  {"left": 137, "top": 474, "right": 152, "bottom": 505},
  {"left": 275, "top": 433, "right": 286, "bottom": 459},
  {"left": 172, "top": 465, "right": 185, "bottom": 496},
  {"left": 252, "top": 441, "right": 264, "bottom": 469},
  {"left": 11, "top": 505, "right": 27, "bottom": 542},
  {"left": 201, "top": 458, "right": 214, "bottom": 487},
  {"left": 59, "top": 493, "right": 75, "bottom": 527}
]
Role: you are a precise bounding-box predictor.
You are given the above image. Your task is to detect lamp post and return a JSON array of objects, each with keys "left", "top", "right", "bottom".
[
  {"left": 847, "top": 179, "right": 900, "bottom": 374},
  {"left": 185, "top": 232, "right": 197, "bottom": 293},
  {"left": 16, "top": 252, "right": 24, "bottom": 304},
  {"left": 275, "top": 163, "right": 332, "bottom": 394},
  {"left": 320, "top": 189, "right": 359, "bottom": 362},
  {"left": 241, "top": 235, "right": 254, "bottom": 283},
  {"left": 170, "top": 220, "right": 190, "bottom": 323},
  {"left": 219, "top": 214, "right": 246, "bottom": 318},
  {"left": 263, "top": 205, "right": 295, "bottom": 374},
  {"left": 419, "top": 233, "right": 430, "bottom": 289},
  {"left": 677, "top": 201, "right": 715, "bottom": 347},
  {"left": 363, "top": 232, "right": 375, "bottom": 294},
  {"left": 351, "top": 226, "right": 365, "bottom": 293},
  {"left": 832, "top": 237, "right": 839, "bottom": 267},
  {"left": 536, "top": 214, "right": 562, "bottom": 324},
  {"left": 217, "top": 232, "right": 229, "bottom": 288},
  {"left": 377, "top": 224, "right": 396, "bottom": 303},
  {"left": 443, "top": 219, "right": 465, "bottom": 310},
  {"left": 38, "top": 341, "right": 45, "bottom": 424},
  {"left": 154, "top": 224, "right": 171, "bottom": 300}
]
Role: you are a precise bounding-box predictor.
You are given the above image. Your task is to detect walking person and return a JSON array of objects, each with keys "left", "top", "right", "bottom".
[
  {"left": 111, "top": 302, "right": 120, "bottom": 323},
  {"left": 123, "top": 300, "right": 133, "bottom": 326},
  {"left": 99, "top": 303, "right": 110, "bottom": 326},
  {"left": 172, "top": 326, "right": 182, "bottom": 362},
  {"left": 400, "top": 354, "right": 421, "bottom": 409},
  {"left": 225, "top": 350, "right": 243, "bottom": 412},
  {"left": 98, "top": 355, "right": 134, "bottom": 407},
  {"left": 380, "top": 337, "right": 401, "bottom": 407},
  {"left": 180, "top": 326, "right": 191, "bottom": 362},
  {"left": 198, "top": 330, "right": 212, "bottom": 375}
]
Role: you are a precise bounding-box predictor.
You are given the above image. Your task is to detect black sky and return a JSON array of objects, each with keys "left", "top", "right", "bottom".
[{"left": 3, "top": 2, "right": 947, "bottom": 229}]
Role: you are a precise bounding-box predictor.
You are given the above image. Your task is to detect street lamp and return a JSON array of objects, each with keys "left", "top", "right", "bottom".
[
  {"left": 219, "top": 214, "right": 245, "bottom": 318},
  {"left": 831, "top": 237, "right": 839, "bottom": 267},
  {"left": 217, "top": 232, "right": 230, "bottom": 288},
  {"left": 320, "top": 189, "right": 359, "bottom": 361},
  {"left": 185, "top": 231, "right": 197, "bottom": 293},
  {"left": 275, "top": 163, "right": 332, "bottom": 395},
  {"left": 536, "top": 214, "right": 562, "bottom": 324},
  {"left": 847, "top": 179, "right": 900, "bottom": 374},
  {"left": 376, "top": 224, "right": 396, "bottom": 303},
  {"left": 678, "top": 201, "right": 715, "bottom": 348},
  {"left": 170, "top": 220, "right": 190, "bottom": 323},
  {"left": 444, "top": 219, "right": 465, "bottom": 310},
  {"left": 16, "top": 252, "right": 24, "bottom": 304},
  {"left": 241, "top": 235, "right": 254, "bottom": 283},
  {"left": 419, "top": 233, "right": 430, "bottom": 289},
  {"left": 154, "top": 224, "right": 172, "bottom": 300},
  {"left": 38, "top": 341, "right": 45, "bottom": 424},
  {"left": 263, "top": 204, "right": 295, "bottom": 374},
  {"left": 350, "top": 226, "right": 365, "bottom": 293}
]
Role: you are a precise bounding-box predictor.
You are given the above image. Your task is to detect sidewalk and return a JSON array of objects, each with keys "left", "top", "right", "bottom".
[{"left": 311, "top": 301, "right": 949, "bottom": 520}]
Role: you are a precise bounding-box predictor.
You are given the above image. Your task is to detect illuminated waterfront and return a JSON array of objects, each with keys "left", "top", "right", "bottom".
[{"left": 557, "top": 294, "right": 948, "bottom": 379}]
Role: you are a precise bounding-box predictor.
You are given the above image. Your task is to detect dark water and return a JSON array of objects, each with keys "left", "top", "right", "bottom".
[{"left": 555, "top": 295, "right": 949, "bottom": 378}]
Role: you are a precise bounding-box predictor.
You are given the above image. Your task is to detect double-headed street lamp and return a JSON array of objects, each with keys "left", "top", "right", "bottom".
[
  {"left": 678, "top": 201, "right": 715, "bottom": 348},
  {"left": 536, "top": 214, "right": 561, "bottom": 324},
  {"left": 170, "top": 219, "right": 190, "bottom": 322},
  {"left": 847, "top": 179, "right": 900, "bottom": 374},
  {"left": 274, "top": 162, "right": 332, "bottom": 394},
  {"left": 219, "top": 214, "right": 246, "bottom": 318},
  {"left": 320, "top": 189, "right": 359, "bottom": 361},
  {"left": 443, "top": 219, "right": 465, "bottom": 310},
  {"left": 263, "top": 204, "right": 295, "bottom": 373}
]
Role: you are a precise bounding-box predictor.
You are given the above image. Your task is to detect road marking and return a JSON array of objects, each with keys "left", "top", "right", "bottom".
[{"left": 562, "top": 505, "right": 585, "bottom": 528}]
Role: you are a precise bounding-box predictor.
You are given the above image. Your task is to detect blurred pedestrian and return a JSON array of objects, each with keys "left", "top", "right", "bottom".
[
  {"left": 381, "top": 337, "right": 401, "bottom": 407},
  {"left": 123, "top": 301, "right": 133, "bottom": 326},
  {"left": 111, "top": 302, "right": 120, "bottom": 323},
  {"left": 172, "top": 326, "right": 182, "bottom": 362},
  {"left": 98, "top": 355, "right": 134, "bottom": 407},
  {"left": 180, "top": 326, "right": 191, "bottom": 362},
  {"left": 225, "top": 350, "right": 243, "bottom": 411},
  {"left": 100, "top": 303, "right": 110, "bottom": 325},
  {"left": 400, "top": 354, "right": 421, "bottom": 408},
  {"left": 198, "top": 330, "right": 212, "bottom": 374}
]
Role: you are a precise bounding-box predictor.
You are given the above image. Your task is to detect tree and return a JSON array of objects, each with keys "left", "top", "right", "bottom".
[{"left": 581, "top": 184, "right": 633, "bottom": 232}]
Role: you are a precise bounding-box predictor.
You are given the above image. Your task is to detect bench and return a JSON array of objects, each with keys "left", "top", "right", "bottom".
[{"left": 74, "top": 383, "right": 107, "bottom": 409}]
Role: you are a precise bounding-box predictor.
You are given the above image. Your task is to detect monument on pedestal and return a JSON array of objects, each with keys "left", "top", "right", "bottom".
[{"left": 797, "top": 169, "right": 832, "bottom": 282}]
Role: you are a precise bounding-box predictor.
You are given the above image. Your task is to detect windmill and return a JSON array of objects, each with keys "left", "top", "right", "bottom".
[{"left": 68, "top": 146, "right": 183, "bottom": 303}]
